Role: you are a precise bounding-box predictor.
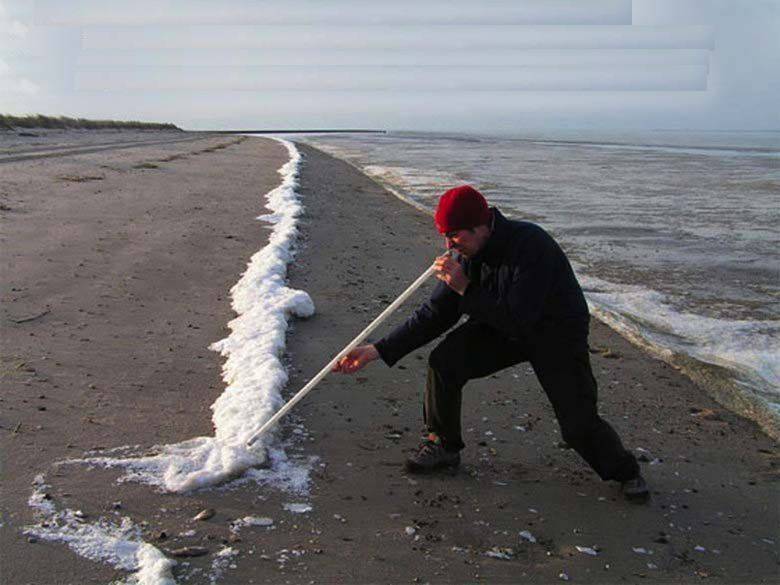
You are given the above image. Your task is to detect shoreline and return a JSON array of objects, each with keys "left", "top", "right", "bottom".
[
  {"left": 297, "top": 139, "right": 780, "bottom": 444},
  {"left": 1, "top": 134, "right": 777, "bottom": 584},
  {"left": 278, "top": 142, "right": 779, "bottom": 583}
]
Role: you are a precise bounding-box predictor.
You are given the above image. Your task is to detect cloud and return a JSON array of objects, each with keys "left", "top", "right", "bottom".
[
  {"left": 0, "top": 56, "right": 40, "bottom": 96},
  {"left": 82, "top": 25, "right": 714, "bottom": 51},
  {"left": 34, "top": 0, "right": 632, "bottom": 26},
  {"left": 0, "top": 1, "right": 28, "bottom": 38},
  {"left": 75, "top": 65, "right": 709, "bottom": 92}
]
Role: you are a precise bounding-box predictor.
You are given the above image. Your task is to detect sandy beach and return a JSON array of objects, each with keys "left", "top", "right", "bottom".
[{"left": 1, "top": 134, "right": 777, "bottom": 584}]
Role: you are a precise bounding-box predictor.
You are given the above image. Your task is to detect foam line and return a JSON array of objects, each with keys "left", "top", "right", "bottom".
[
  {"left": 71, "top": 138, "right": 314, "bottom": 492},
  {"left": 25, "top": 475, "right": 176, "bottom": 585}
]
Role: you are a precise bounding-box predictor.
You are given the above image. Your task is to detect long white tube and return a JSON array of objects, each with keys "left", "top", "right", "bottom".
[{"left": 246, "top": 262, "right": 437, "bottom": 446}]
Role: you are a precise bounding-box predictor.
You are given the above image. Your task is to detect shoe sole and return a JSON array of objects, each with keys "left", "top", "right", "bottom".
[
  {"left": 624, "top": 490, "right": 650, "bottom": 503},
  {"left": 404, "top": 460, "right": 460, "bottom": 475}
]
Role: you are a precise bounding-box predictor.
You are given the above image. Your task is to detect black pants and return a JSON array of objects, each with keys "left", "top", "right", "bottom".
[{"left": 425, "top": 321, "right": 639, "bottom": 482}]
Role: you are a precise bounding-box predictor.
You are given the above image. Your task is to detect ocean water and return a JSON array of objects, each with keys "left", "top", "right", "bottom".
[{"left": 299, "top": 130, "right": 780, "bottom": 438}]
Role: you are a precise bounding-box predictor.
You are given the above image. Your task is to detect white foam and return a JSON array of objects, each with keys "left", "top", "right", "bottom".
[
  {"left": 25, "top": 476, "right": 175, "bottom": 585},
  {"left": 580, "top": 271, "right": 780, "bottom": 420},
  {"left": 208, "top": 546, "right": 238, "bottom": 584},
  {"left": 23, "top": 138, "right": 314, "bottom": 583},
  {"left": 69, "top": 138, "right": 314, "bottom": 492}
]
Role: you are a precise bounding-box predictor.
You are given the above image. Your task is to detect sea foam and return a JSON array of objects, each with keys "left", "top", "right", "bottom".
[
  {"left": 69, "top": 138, "right": 314, "bottom": 492},
  {"left": 580, "top": 272, "right": 780, "bottom": 438},
  {"left": 24, "top": 139, "right": 314, "bottom": 584},
  {"left": 26, "top": 475, "right": 176, "bottom": 585}
]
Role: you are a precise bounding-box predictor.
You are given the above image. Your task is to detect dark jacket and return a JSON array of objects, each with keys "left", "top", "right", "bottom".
[{"left": 374, "top": 208, "right": 589, "bottom": 367}]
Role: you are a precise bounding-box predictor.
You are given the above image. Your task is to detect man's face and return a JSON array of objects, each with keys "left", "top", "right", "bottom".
[{"left": 444, "top": 226, "right": 490, "bottom": 258}]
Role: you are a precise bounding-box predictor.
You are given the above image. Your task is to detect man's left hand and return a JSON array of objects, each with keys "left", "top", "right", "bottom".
[{"left": 434, "top": 253, "right": 469, "bottom": 295}]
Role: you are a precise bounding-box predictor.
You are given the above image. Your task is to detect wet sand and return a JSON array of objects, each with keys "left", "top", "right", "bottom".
[{"left": 0, "top": 134, "right": 777, "bottom": 584}]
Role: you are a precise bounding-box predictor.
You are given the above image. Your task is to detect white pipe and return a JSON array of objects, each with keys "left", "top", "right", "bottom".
[{"left": 246, "top": 262, "right": 437, "bottom": 446}]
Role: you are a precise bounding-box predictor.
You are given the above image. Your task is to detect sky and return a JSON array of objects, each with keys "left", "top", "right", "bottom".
[{"left": 1, "top": 0, "right": 778, "bottom": 131}]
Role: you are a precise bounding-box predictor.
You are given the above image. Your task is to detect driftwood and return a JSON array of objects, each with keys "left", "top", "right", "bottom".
[{"left": 11, "top": 309, "right": 50, "bottom": 324}]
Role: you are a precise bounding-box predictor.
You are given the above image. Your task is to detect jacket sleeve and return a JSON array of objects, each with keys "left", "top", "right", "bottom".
[
  {"left": 374, "top": 279, "right": 462, "bottom": 367},
  {"left": 459, "top": 232, "right": 557, "bottom": 339}
]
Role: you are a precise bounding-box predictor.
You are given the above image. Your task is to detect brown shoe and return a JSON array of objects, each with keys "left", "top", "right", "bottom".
[{"left": 405, "top": 433, "right": 460, "bottom": 474}]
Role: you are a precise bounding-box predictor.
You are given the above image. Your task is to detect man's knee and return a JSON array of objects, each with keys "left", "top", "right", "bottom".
[
  {"left": 428, "top": 344, "right": 448, "bottom": 373},
  {"left": 428, "top": 341, "right": 463, "bottom": 381}
]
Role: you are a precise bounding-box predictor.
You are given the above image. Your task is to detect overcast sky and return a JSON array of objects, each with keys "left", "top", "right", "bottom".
[{"left": 1, "top": 0, "right": 778, "bottom": 131}]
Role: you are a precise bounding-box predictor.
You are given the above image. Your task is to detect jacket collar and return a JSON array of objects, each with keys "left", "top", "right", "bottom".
[{"left": 472, "top": 207, "right": 511, "bottom": 264}]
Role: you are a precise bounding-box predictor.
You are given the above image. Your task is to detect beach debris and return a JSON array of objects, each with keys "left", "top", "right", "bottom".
[
  {"left": 559, "top": 571, "right": 570, "bottom": 581},
  {"left": 635, "top": 447, "right": 654, "bottom": 462},
  {"left": 632, "top": 547, "right": 653, "bottom": 555},
  {"left": 192, "top": 508, "right": 215, "bottom": 522},
  {"left": 10, "top": 309, "right": 51, "bottom": 324},
  {"left": 333, "top": 514, "right": 347, "bottom": 523},
  {"left": 484, "top": 547, "right": 515, "bottom": 560},
  {"left": 283, "top": 503, "right": 312, "bottom": 514},
  {"left": 654, "top": 533, "right": 670, "bottom": 544},
  {"left": 168, "top": 546, "right": 209, "bottom": 558},
  {"left": 694, "top": 545, "right": 707, "bottom": 552},
  {"left": 230, "top": 516, "right": 274, "bottom": 532},
  {"left": 58, "top": 174, "right": 105, "bottom": 183},
  {"left": 690, "top": 407, "right": 723, "bottom": 421},
  {"left": 647, "top": 562, "right": 658, "bottom": 570},
  {"left": 404, "top": 526, "right": 417, "bottom": 536},
  {"left": 576, "top": 545, "right": 599, "bottom": 556},
  {"left": 519, "top": 530, "right": 537, "bottom": 544},
  {"left": 179, "top": 529, "right": 196, "bottom": 537}
]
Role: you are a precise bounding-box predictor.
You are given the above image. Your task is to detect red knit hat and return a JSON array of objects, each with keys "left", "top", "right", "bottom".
[{"left": 434, "top": 185, "right": 490, "bottom": 234}]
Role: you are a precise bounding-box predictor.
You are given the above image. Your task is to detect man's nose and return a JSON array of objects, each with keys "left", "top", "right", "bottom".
[{"left": 445, "top": 237, "right": 455, "bottom": 249}]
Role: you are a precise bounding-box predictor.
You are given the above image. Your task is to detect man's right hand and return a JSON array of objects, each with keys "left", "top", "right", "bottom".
[{"left": 332, "top": 344, "right": 379, "bottom": 374}]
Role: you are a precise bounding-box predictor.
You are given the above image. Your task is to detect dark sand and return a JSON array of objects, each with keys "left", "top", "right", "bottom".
[{"left": 1, "top": 134, "right": 777, "bottom": 584}]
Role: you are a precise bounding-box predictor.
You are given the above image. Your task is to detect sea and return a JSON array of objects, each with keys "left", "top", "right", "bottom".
[{"left": 298, "top": 130, "right": 780, "bottom": 439}]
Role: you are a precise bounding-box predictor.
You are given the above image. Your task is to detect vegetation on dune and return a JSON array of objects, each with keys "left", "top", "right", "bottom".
[{"left": 0, "top": 114, "right": 181, "bottom": 131}]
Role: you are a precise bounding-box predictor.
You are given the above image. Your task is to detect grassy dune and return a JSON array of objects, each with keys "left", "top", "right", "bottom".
[{"left": 1, "top": 114, "right": 180, "bottom": 131}]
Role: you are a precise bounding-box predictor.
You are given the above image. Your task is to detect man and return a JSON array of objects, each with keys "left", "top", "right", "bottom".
[{"left": 333, "top": 185, "right": 648, "bottom": 501}]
